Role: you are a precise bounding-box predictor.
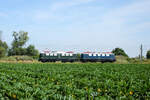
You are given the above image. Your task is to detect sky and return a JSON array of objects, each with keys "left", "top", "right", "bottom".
[{"left": 0, "top": 0, "right": 150, "bottom": 57}]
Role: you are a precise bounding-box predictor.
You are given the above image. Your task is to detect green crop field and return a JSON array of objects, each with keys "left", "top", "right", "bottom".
[{"left": 0, "top": 63, "right": 150, "bottom": 100}]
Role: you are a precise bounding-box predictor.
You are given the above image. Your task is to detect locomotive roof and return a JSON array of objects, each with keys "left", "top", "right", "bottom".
[
  {"left": 40, "top": 50, "right": 113, "bottom": 54},
  {"left": 82, "top": 52, "right": 113, "bottom": 54},
  {"left": 40, "top": 51, "right": 74, "bottom": 54}
]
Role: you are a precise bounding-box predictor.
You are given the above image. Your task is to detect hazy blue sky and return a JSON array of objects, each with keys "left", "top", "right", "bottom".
[{"left": 0, "top": 0, "right": 150, "bottom": 57}]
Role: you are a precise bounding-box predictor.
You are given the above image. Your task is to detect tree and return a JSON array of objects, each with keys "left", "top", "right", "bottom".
[
  {"left": 112, "top": 48, "right": 128, "bottom": 57},
  {"left": 8, "top": 31, "right": 39, "bottom": 59},
  {"left": 0, "top": 47, "right": 6, "bottom": 58},
  {"left": 3, "top": 42, "right": 8, "bottom": 50},
  {"left": 146, "top": 50, "right": 150, "bottom": 59},
  {"left": 12, "top": 31, "right": 29, "bottom": 48},
  {"left": 26, "top": 45, "right": 39, "bottom": 57},
  {"left": 0, "top": 40, "right": 8, "bottom": 58},
  {"left": 9, "top": 31, "right": 29, "bottom": 56}
]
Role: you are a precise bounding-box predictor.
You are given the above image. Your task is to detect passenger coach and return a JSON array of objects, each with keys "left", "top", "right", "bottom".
[{"left": 80, "top": 52, "right": 116, "bottom": 62}]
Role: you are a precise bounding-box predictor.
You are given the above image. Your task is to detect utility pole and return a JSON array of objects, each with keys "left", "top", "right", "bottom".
[{"left": 140, "top": 44, "right": 143, "bottom": 62}]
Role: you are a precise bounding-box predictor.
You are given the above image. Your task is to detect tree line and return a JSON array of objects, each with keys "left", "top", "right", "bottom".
[
  {"left": 0, "top": 31, "right": 150, "bottom": 59},
  {"left": 0, "top": 31, "right": 39, "bottom": 59}
]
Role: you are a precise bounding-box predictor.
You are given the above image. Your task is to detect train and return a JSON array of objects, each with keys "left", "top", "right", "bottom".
[{"left": 39, "top": 51, "right": 116, "bottom": 63}]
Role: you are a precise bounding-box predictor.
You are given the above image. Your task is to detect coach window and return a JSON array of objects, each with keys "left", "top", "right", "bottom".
[
  {"left": 46, "top": 53, "right": 49, "bottom": 56},
  {"left": 106, "top": 54, "right": 110, "bottom": 56},
  {"left": 93, "top": 54, "right": 97, "bottom": 56},
  {"left": 70, "top": 54, "right": 73, "bottom": 56},
  {"left": 62, "top": 54, "right": 65, "bottom": 56},
  {"left": 98, "top": 54, "right": 101, "bottom": 56},
  {"left": 102, "top": 54, "right": 105, "bottom": 56},
  {"left": 54, "top": 54, "right": 57, "bottom": 56},
  {"left": 66, "top": 53, "right": 69, "bottom": 56},
  {"left": 89, "top": 54, "right": 92, "bottom": 56},
  {"left": 50, "top": 54, "right": 53, "bottom": 56}
]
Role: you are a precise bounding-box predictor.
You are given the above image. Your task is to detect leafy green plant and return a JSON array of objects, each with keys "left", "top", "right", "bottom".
[{"left": 0, "top": 63, "right": 149, "bottom": 99}]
